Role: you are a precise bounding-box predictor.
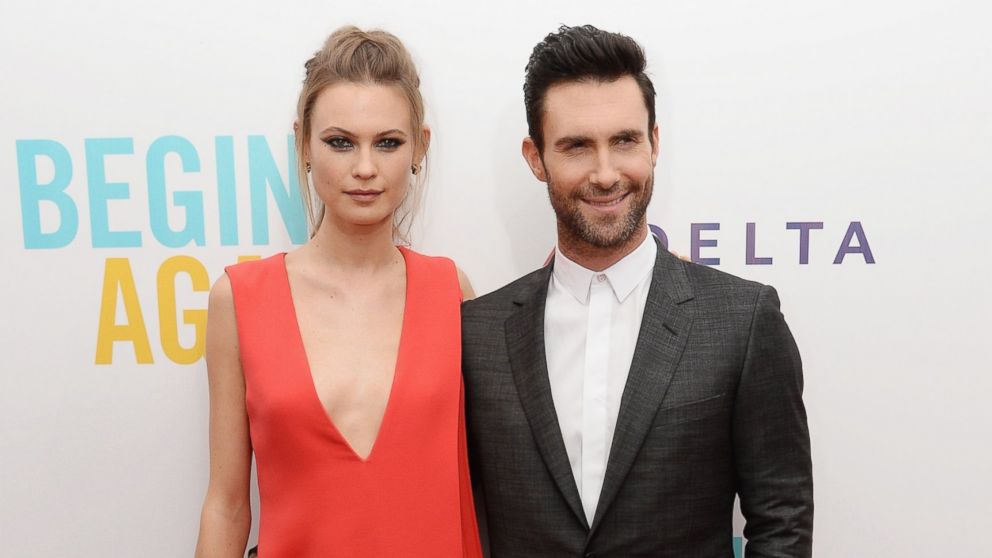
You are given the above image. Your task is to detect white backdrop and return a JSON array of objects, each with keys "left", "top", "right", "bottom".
[{"left": 2, "top": 1, "right": 990, "bottom": 556}]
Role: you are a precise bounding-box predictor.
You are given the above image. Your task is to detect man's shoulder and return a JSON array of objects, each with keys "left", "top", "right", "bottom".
[
  {"left": 672, "top": 257, "right": 787, "bottom": 332},
  {"left": 681, "top": 259, "right": 767, "bottom": 303},
  {"left": 462, "top": 265, "right": 550, "bottom": 320}
]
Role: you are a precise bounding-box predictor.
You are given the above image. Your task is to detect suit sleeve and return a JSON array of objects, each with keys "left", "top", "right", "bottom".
[
  {"left": 461, "top": 300, "right": 492, "bottom": 558},
  {"left": 733, "top": 285, "right": 814, "bottom": 557}
]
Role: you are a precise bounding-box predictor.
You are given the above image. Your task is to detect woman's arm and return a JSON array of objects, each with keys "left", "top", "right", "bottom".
[
  {"left": 457, "top": 266, "right": 476, "bottom": 301},
  {"left": 194, "top": 274, "right": 253, "bottom": 558}
]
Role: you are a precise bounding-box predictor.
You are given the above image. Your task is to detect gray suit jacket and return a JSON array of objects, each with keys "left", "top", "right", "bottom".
[{"left": 462, "top": 243, "right": 813, "bottom": 557}]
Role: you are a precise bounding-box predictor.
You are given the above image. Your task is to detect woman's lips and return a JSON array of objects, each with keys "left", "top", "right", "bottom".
[{"left": 345, "top": 190, "right": 383, "bottom": 203}]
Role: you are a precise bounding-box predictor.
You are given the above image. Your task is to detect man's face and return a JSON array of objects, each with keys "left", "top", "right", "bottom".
[{"left": 523, "top": 75, "right": 659, "bottom": 250}]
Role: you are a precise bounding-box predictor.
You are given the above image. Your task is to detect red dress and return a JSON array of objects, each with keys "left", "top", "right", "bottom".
[{"left": 225, "top": 247, "right": 482, "bottom": 557}]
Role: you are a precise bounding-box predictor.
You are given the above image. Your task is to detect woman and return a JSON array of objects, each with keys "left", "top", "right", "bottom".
[{"left": 195, "top": 26, "right": 482, "bottom": 557}]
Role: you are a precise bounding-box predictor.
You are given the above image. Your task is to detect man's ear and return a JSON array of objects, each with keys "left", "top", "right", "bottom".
[
  {"left": 650, "top": 123, "right": 660, "bottom": 166},
  {"left": 521, "top": 137, "right": 548, "bottom": 182}
]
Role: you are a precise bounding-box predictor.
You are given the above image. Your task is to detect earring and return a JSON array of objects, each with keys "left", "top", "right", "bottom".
[
  {"left": 411, "top": 163, "right": 420, "bottom": 175},
  {"left": 306, "top": 162, "right": 312, "bottom": 173}
]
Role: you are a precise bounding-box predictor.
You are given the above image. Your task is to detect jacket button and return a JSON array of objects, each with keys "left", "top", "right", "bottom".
[{"left": 585, "top": 554, "right": 597, "bottom": 558}]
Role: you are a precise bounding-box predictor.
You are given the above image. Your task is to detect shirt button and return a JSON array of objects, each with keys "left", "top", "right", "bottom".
[{"left": 596, "top": 274, "right": 607, "bottom": 283}]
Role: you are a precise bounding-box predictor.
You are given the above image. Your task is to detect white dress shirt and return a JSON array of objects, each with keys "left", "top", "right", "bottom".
[{"left": 544, "top": 233, "right": 657, "bottom": 524}]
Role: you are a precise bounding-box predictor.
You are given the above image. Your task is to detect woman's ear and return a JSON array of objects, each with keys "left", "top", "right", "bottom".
[
  {"left": 294, "top": 120, "right": 310, "bottom": 163},
  {"left": 417, "top": 125, "right": 432, "bottom": 164}
]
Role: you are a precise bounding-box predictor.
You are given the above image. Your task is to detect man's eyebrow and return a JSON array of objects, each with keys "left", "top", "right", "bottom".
[
  {"left": 553, "top": 135, "right": 592, "bottom": 149},
  {"left": 612, "top": 129, "right": 645, "bottom": 140}
]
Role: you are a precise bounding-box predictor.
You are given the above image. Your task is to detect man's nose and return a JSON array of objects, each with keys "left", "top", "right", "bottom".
[{"left": 589, "top": 149, "right": 620, "bottom": 189}]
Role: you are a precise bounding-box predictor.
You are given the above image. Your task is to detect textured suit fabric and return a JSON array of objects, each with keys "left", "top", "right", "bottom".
[{"left": 462, "top": 243, "right": 813, "bottom": 558}]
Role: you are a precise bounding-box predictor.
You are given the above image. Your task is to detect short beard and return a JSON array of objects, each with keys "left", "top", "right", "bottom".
[{"left": 546, "top": 172, "right": 653, "bottom": 250}]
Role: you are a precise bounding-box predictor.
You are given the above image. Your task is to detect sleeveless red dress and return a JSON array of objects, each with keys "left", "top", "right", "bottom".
[{"left": 225, "top": 247, "right": 482, "bottom": 557}]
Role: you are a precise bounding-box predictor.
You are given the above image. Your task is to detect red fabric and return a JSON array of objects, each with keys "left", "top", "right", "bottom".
[{"left": 226, "top": 248, "right": 482, "bottom": 558}]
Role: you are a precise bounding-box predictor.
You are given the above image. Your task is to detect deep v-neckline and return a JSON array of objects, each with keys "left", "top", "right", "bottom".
[{"left": 279, "top": 248, "right": 411, "bottom": 462}]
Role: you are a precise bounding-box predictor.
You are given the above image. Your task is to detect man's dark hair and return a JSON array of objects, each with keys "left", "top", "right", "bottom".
[{"left": 524, "top": 25, "right": 656, "bottom": 153}]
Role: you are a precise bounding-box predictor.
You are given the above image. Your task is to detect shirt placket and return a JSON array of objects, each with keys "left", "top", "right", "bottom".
[{"left": 581, "top": 273, "right": 612, "bottom": 524}]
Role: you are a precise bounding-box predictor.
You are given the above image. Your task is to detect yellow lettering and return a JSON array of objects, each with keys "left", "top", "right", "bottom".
[
  {"left": 157, "top": 256, "right": 210, "bottom": 365},
  {"left": 95, "top": 258, "right": 153, "bottom": 364}
]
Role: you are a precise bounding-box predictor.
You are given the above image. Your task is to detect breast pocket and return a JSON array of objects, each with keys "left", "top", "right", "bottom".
[{"left": 653, "top": 392, "right": 728, "bottom": 428}]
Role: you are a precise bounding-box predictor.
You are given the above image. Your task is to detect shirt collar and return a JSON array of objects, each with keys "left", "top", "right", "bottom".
[{"left": 552, "top": 233, "right": 658, "bottom": 305}]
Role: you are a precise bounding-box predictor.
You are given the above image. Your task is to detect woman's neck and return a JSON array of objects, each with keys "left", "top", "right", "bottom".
[{"left": 303, "top": 216, "right": 400, "bottom": 272}]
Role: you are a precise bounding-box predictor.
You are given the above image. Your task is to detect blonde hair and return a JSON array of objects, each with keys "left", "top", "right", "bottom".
[{"left": 295, "top": 26, "right": 427, "bottom": 241}]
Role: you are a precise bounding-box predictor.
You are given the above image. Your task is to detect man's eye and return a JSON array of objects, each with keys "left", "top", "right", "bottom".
[
  {"left": 325, "top": 136, "right": 352, "bottom": 149},
  {"left": 376, "top": 138, "right": 404, "bottom": 150}
]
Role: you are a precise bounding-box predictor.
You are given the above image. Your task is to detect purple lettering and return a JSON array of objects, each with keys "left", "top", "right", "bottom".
[
  {"left": 834, "top": 221, "right": 875, "bottom": 264},
  {"left": 691, "top": 223, "right": 720, "bottom": 266},
  {"left": 746, "top": 222, "right": 773, "bottom": 265},
  {"left": 786, "top": 221, "right": 824, "bottom": 265},
  {"left": 649, "top": 224, "right": 669, "bottom": 249}
]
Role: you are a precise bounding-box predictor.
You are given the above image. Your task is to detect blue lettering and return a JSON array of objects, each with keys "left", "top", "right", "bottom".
[
  {"left": 215, "top": 136, "right": 239, "bottom": 246},
  {"left": 248, "top": 135, "right": 306, "bottom": 245},
  {"left": 17, "top": 139, "right": 77, "bottom": 249},
  {"left": 86, "top": 138, "right": 141, "bottom": 247},
  {"left": 146, "top": 135, "right": 205, "bottom": 247}
]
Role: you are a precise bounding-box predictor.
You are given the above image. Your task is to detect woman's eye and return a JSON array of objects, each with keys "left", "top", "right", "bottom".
[
  {"left": 376, "top": 138, "right": 404, "bottom": 150},
  {"left": 325, "top": 136, "right": 352, "bottom": 150}
]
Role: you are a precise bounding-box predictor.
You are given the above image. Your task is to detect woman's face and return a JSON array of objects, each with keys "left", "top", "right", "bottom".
[{"left": 306, "top": 82, "right": 420, "bottom": 232}]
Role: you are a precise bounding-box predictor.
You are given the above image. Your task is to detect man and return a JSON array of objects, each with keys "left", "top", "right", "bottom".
[{"left": 462, "top": 25, "right": 813, "bottom": 557}]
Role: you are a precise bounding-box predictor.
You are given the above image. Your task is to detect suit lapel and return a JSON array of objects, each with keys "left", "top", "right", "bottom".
[
  {"left": 504, "top": 265, "right": 589, "bottom": 530},
  {"left": 589, "top": 245, "right": 695, "bottom": 536}
]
